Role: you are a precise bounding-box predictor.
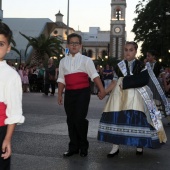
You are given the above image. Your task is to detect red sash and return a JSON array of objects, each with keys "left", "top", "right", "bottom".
[
  {"left": 65, "top": 72, "right": 89, "bottom": 90},
  {"left": 0, "top": 102, "right": 7, "bottom": 126}
]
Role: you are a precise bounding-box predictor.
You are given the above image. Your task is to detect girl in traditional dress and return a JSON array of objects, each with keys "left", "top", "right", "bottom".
[{"left": 98, "top": 41, "right": 167, "bottom": 157}]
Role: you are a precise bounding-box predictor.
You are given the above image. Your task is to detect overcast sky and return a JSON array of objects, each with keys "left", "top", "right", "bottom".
[{"left": 2, "top": 0, "right": 140, "bottom": 54}]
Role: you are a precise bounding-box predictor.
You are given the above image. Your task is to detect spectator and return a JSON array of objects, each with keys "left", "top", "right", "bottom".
[
  {"left": 103, "top": 64, "right": 113, "bottom": 89},
  {"left": 44, "top": 58, "right": 57, "bottom": 96},
  {"left": 23, "top": 65, "right": 29, "bottom": 92}
]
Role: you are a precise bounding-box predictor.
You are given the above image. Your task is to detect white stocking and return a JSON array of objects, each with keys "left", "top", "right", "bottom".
[
  {"left": 109, "top": 144, "right": 119, "bottom": 154},
  {"left": 136, "top": 148, "right": 143, "bottom": 152}
]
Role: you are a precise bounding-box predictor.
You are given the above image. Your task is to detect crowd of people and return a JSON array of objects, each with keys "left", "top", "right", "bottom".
[
  {"left": 7, "top": 59, "right": 58, "bottom": 95},
  {"left": 1, "top": 23, "right": 170, "bottom": 169}
]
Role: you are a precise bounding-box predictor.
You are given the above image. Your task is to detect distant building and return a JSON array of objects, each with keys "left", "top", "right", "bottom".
[
  {"left": 2, "top": 11, "right": 74, "bottom": 63},
  {"left": 3, "top": 18, "right": 52, "bottom": 62},
  {"left": 0, "top": 0, "right": 127, "bottom": 63},
  {"left": 76, "top": 27, "right": 110, "bottom": 60}
]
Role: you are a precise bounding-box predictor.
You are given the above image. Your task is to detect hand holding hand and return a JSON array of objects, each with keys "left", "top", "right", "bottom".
[{"left": 98, "top": 90, "right": 106, "bottom": 100}]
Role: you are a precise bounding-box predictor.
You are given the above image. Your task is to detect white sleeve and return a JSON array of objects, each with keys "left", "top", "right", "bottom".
[
  {"left": 86, "top": 58, "right": 99, "bottom": 81},
  {"left": 57, "top": 59, "right": 65, "bottom": 85},
  {"left": 5, "top": 74, "right": 25, "bottom": 125}
]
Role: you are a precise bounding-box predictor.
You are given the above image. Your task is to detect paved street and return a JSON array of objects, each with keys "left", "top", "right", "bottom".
[{"left": 11, "top": 92, "right": 170, "bottom": 170}]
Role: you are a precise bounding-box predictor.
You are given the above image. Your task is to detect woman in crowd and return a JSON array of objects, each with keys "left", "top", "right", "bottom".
[
  {"left": 103, "top": 64, "right": 113, "bottom": 89},
  {"left": 22, "top": 65, "right": 29, "bottom": 92}
]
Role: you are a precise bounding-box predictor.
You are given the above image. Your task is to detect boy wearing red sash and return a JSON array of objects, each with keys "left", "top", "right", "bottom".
[
  {"left": 0, "top": 22, "right": 25, "bottom": 169},
  {"left": 57, "top": 33, "right": 105, "bottom": 157}
]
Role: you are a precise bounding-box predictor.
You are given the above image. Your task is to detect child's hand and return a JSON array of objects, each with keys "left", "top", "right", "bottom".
[
  {"left": 58, "top": 95, "right": 63, "bottom": 105},
  {"left": 1, "top": 139, "right": 11, "bottom": 159},
  {"left": 98, "top": 90, "right": 106, "bottom": 100}
]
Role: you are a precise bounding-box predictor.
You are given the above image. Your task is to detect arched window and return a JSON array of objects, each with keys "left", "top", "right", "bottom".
[
  {"left": 116, "top": 8, "right": 121, "bottom": 20},
  {"left": 87, "top": 50, "right": 92, "bottom": 58}
]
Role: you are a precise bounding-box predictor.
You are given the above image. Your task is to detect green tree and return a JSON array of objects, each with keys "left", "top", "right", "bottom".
[
  {"left": 132, "top": 0, "right": 170, "bottom": 65},
  {"left": 95, "top": 56, "right": 120, "bottom": 68},
  {"left": 20, "top": 33, "right": 64, "bottom": 65}
]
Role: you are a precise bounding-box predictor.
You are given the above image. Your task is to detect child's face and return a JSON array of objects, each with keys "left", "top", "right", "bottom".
[
  {"left": 124, "top": 44, "right": 137, "bottom": 61},
  {"left": 67, "top": 37, "right": 82, "bottom": 56},
  {"left": 146, "top": 52, "right": 155, "bottom": 62},
  {"left": 0, "top": 34, "right": 11, "bottom": 61}
]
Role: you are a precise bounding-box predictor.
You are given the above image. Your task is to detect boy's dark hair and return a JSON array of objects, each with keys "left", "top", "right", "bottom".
[
  {"left": 0, "top": 22, "right": 13, "bottom": 44},
  {"left": 67, "top": 33, "right": 82, "bottom": 44}
]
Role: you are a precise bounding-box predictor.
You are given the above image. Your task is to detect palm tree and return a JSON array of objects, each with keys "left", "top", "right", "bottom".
[{"left": 20, "top": 32, "right": 64, "bottom": 65}]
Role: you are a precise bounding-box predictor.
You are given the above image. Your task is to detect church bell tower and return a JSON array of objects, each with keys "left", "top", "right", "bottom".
[{"left": 110, "top": 0, "right": 126, "bottom": 59}]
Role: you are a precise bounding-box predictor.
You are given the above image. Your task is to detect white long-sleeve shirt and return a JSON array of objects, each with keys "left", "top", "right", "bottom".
[
  {"left": 57, "top": 52, "right": 99, "bottom": 85},
  {"left": 0, "top": 60, "right": 25, "bottom": 125}
]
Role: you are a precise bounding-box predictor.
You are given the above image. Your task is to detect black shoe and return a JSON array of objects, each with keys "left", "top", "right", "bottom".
[
  {"left": 167, "top": 122, "right": 170, "bottom": 126},
  {"left": 136, "top": 149, "right": 143, "bottom": 155},
  {"left": 107, "top": 149, "right": 119, "bottom": 158},
  {"left": 80, "top": 150, "right": 88, "bottom": 157},
  {"left": 63, "top": 150, "right": 79, "bottom": 157}
]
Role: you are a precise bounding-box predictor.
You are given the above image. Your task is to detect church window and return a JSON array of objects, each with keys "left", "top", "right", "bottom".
[
  {"left": 54, "top": 30, "right": 58, "bottom": 34},
  {"left": 116, "top": 9, "right": 121, "bottom": 20}
]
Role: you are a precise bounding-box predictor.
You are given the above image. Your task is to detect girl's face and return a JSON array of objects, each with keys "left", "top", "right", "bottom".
[
  {"left": 146, "top": 52, "right": 155, "bottom": 62},
  {"left": 0, "top": 34, "right": 11, "bottom": 61},
  {"left": 67, "top": 37, "right": 82, "bottom": 56},
  {"left": 124, "top": 44, "right": 137, "bottom": 61}
]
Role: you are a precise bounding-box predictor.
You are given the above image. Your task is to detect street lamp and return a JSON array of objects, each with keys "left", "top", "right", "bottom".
[
  {"left": 67, "top": 0, "right": 69, "bottom": 36},
  {"left": 159, "top": 58, "right": 162, "bottom": 62},
  {"left": 15, "top": 59, "right": 18, "bottom": 65},
  {"left": 53, "top": 56, "right": 57, "bottom": 59}
]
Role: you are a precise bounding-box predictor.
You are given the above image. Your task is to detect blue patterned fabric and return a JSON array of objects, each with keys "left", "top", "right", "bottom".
[{"left": 98, "top": 110, "right": 161, "bottom": 148}]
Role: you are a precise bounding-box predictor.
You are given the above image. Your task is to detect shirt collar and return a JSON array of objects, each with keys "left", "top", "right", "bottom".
[
  {"left": 127, "top": 59, "right": 135, "bottom": 66},
  {"left": 68, "top": 52, "right": 81, "bottom": 58},
  {"left": 0, "top": 60, "right": 6, "bottom": 66}
]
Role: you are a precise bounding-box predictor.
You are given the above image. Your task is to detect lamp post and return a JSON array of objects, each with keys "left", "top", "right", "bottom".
[{"left": 67, "top": 0, "right": 69, "bottom": 36}]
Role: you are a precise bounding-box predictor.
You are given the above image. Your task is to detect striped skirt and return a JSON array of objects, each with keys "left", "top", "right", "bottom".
[{"left": 98, "top": 78, "right": 167, "bottom": 148}]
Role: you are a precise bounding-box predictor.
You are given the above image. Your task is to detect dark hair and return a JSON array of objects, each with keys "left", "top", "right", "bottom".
[
  {"left": 67, "top": 33, "right": 82, "bottom": 44},
  {"left": 0, "top": 22, "right": 13, "bottom": 44},
  {"left": 147, "top": 49, "right": 157, "bottom": 57},
  {"left": 125, "top": 41, "right": 138, "bottom": 50}
]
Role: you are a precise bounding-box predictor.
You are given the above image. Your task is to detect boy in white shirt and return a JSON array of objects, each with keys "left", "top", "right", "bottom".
[
  {"left": 0, "top": 22, "right": 25, "bottom": 169},
  {"left": 57, "top": 33, "right": 105, "bottom": 157}
]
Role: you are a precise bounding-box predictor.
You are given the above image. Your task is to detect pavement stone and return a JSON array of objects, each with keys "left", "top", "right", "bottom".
[{"left": 10, "top": 93, "right": 170, "bottom": 170}]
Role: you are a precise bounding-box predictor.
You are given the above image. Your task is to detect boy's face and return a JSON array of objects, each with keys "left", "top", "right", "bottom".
[
  {"left": 67, "top": 37, "right": 82, "bottom": 56},
  {"left": 0, "top": 34, "right": 11, "bottom": 61},
  {"left": 124, "top": 44, "right": 137, "bottom": 61}
]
